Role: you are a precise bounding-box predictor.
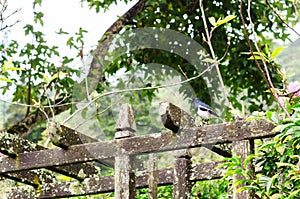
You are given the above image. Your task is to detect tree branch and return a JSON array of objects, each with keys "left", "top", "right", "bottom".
[
  {"left": 199, "top": 0, "right": 232, "bottom": 109},
  {"left": 239, "top": 0, "right": 290, "bottom": 117},
  {"left": 4, "top": 97, "right": 71, "bottom": 136},
  {"left": 88, "top": 0, "right": 148, "bottom": 82},
  {"left": 0, "top": 0, "right": 20, "bottom": 31},
  {"left": 265, "top": 0, "right": 300, "bottom": 37}
]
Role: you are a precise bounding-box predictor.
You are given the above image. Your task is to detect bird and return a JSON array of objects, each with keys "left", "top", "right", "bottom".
[{"left": 193, "top": 98, "right": 219, "bottom": 119}]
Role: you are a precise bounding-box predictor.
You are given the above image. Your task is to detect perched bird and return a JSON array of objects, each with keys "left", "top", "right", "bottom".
[{"left": 193, "top": 98, "right": 219, "bottom": 119}]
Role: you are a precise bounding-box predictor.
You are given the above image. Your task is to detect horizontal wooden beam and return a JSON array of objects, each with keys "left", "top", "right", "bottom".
[
  {"left": 0, "top": 131, "right": 98, "bottom": 180},
  {"left": 51, "top": 124, "right": 145, "bottom": 171},
  {"left": 0, "top": 120, "right": 275, "bottom": 174},
  {"left": 1, "top": 169, "right": 55, "bottom": 187},
  {"left": 50, "top": 124, "right": 115, "bottom": 168},
  {"left": 8, "top": 161, "right": 225, "bottom": 198}
]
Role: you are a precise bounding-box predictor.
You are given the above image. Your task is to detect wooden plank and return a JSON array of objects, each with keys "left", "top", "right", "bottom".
[
  {"left": 114, "top": 103, "right": 136, "bottom": 199},
  {"left": 49, "top": 123, "right": 114, "bottom": 167},
  {"left": 232, "top": 140, "right": 255, "bottom": 199},
  {"left": 190, "top": 161, "right": 226, "bottom": 181},
  {"left": 114, "top": 154, "right": 136, "bottom": 199},
  {"left": 27, "top": 161, "right": 224, "bottom": 198},
  {"left": 0, "top": 132, "right": 57, "bottom": 185},
  {"left": 148, "top": 153, "right": 158, "bottom": 199},
  {"left": 57, "top": 123, "right": 152, "bottom": 171},
  {"left": 2, "top": 169, "right": 55, "bottom": 187},
  {"left": 39, "top": 176, "right": 114, "bottom": 199},
  {"left": 0, "top": 120, "right": 275, "bottom": 174},
  {"left": 120, "top": 119, "right": 276, "bottom": 154},
  {"left": 8, "top": 187, "right": 37, "bottom": 199},
  {"left": 173, "top": 151, "right": 192, "bottom": 199},
  {"left": 0, "top": 131, "right": 98, "bottom": 179}
]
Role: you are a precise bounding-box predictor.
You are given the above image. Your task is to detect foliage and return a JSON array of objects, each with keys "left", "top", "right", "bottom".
[
  {"left": 85, "top": 0, "right": 300, "bottom": 116},
  {"left": 0, "top": 1, "right": 81, "bottom": 142},
  {"left": 191, "top": 180, "right": 228, "bottom": 199},
  {"left": 135, "top": 186, "right": 173, "bottom": 199},
  {"left": 1, "top": 0, "right": 298, "bottom": 134},
  {"left": 221, "top": 94, "right": 300, "bottom": 198}
]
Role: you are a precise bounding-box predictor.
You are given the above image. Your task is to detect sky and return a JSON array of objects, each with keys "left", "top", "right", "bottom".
[
  {"left": 3, "top": 0, "right": 138, "bottom": 57},
  {"left": 3, "top": 1, "right": 300, "bottom": 58}
]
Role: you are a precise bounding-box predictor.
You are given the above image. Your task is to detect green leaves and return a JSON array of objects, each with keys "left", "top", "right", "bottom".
[
  {"left": 34, "top": 11, "right": 44, "bottom": 26},
  {"left": 82, "top": 0, "right": 118, "bottom": 12},
  {"left": 1, "top": 58, "right": 24, "bottom": 73},
  {"left": 208, "top": 15, "right": 236, "bottom": 27},
  {"left": 24, "top": 24, "right": 34, "bottom": 35},
  {"left": 43, "top": 72, "right": 68, "bottom": 85},
  {"left": 66, "top": 28, "right": 88, "bottom": 50},
  {"left": 0, "top": 58, "right": 24, "bottom": 83},
  {"left": 266, "top": 111, "right": 280, "bottom": 124},
  {"left": 243, "top": 45, "right": 286, "bottom": 63},
  {"left": 33, "top": 0, "right": 42, "bottom": 8},
  {"left": 272, "top": 46, "right": 286, "bottom": 59},
  {"left": 56, "top": 28, "right": 69, "bottom": 35},
  {"left": 292, "top": 104, "right": 300, "bottom": 112},
  {"left": 222, "top": 102, "right": 300, "bottom": 198},
  {"left": 0, "top": 77, "right": 12, "bottom": 83}
]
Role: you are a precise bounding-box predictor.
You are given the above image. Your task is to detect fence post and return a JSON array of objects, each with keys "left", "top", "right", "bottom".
[
  {"left": 173, "top": 150, "right": 192, "bottom": 199},
  {"left": 232, "top": 139, "right": 255, "bottom": 199},
  {"left": 114, "top": 103, "right": 136, "bottom": 199},
  {"left": 148, "top": 153, "right": 158, "bottom": 199}
]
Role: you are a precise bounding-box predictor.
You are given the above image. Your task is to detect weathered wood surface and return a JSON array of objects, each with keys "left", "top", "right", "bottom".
[
  {"left": 8, "top": 187, "right": 37, "bottom": 199},
  {"left": 114, "top": 103, "right": 136, "bottom": 199},
  {"left": 148, "top": 153, "right": 158, "bottom": 199},
  {"left": 49, "top": 122, "right": 114, "bottom": 167},
  {"left": 0, "top": 131, "right": 98, "bottom": 180},
  {"left": 9, "top": 161, "right": 225, "bottom": 199},
  {"left": 190, "top": 161, "right": 225, "bottom": 180},
  {"left": 173, "top": 151, "right": 192, "bottom": 199},
  {"left": 232, "top": 140, "right": 255, "bottom": 199},
  {"left": 115, "top": 103, "right": 137, "bottom": 136},
  {"left": 0, "top": 132, "right": 56, "bottom": 186},
  {"left": 0, "top": 119, "right": 275, "bottom": 174},
  {"left": 2, "top": 169, "right": 55, "bottom": 187},
  {"left": 160, "top": 101, "right": 232, "bottom": 158},
  {"left": 49, "top": 122, "right": 99, "bottom": 148},
  {"left": 159, "top": 101, "right": 195, "bottom": 132},
  {"left": 114, "top": 154, "right": 136, "bottom": 199},
  {"left": 1, "top": 101, "right": 277, "bottom": 199}
]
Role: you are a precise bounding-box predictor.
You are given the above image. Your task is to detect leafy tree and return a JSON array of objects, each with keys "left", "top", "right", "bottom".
[
  {"left": 0, "top": 0, "right": 298, "bottom": 138},
  {"left": 221, "top": 93, "right": 300, "bottom": 198},
  {"left": 85, "top": 0, "right": 300, "bottom": 114}
]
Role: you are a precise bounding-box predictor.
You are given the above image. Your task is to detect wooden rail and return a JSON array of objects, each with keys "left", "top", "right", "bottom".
[{"left": 0, "top": 102, "right": 276, "bottom": 198}]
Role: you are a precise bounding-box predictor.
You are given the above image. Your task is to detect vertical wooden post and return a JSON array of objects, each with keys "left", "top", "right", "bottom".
[
  {"left": 114, "top": 103, "right": 136, "bottom": 199},
  {"left": 232, "top": 140, "right": 255, "bottom": 199},
  {"left": 173, "top": 150, "right": 192, "bottom": 199},
  {"left": 148, "top": 153, "right": 158, "bottom": 199}
]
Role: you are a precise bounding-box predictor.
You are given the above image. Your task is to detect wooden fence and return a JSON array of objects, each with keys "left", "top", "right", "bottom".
[{"left": 0, "top": 102, "right": 276, "bottom": 198}]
